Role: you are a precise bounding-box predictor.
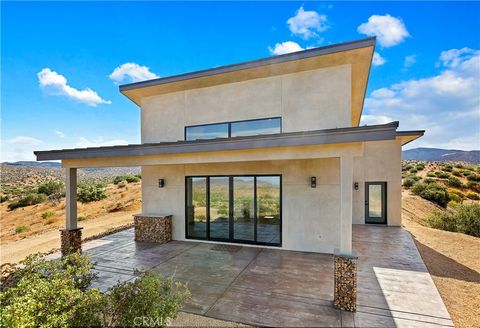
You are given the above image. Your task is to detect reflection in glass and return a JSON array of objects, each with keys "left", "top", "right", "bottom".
[
  {"left": 233, "top": 177, "right": 255, "bottom": 241},
  {"left": 185, "top": 123, "right": 228, "bottom": 141},
  {"left": 257, "top": 176, "right": 281, "bottom": 244},
  {"left": 368, "top": 184, "right": 382, "bottom": 217},
  {"left": 209, "top": 177, "right": 230, "bottom": 239},
  {"left": 231, "top": 118, "right": 281, "bottom": 137},
  {"left": 186, "top": 177, "right": 207, "bottom": 238}
]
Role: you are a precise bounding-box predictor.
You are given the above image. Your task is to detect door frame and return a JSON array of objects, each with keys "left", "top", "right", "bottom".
[
  {"left": 185, "top": 174, "right": 282, "bottom": 246},
  {"left": 364, "top": 182, "right": 387, "bottom": 224}
]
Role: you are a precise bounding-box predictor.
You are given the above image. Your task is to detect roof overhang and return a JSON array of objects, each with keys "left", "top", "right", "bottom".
[
  {"left": 120, "top": 37, "right": 376, "bottom": 127},
  {"left": 396, "top": 130, "right": 425, "bottom": 146},
  {"left": 35, "top": 121, "right": 403, "bottom": 162}
]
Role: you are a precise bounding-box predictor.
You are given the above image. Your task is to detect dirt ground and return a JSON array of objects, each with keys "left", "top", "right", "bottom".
[
  {"left": 0, "top": 182, "right": 141, "bottom": 244},
  {"left": 402, "top": 190, "right": 480, "bottom": 328}
]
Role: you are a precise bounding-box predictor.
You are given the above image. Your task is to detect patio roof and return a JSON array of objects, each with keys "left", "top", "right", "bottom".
[
  {"left": 34, "top": 122, "right": 423, "bottom": 161},
  {"left": 119, "top": 37, "right": 376, "bottom": 126}
]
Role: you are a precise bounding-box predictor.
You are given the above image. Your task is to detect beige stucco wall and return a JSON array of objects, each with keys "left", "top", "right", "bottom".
[
  {"left": 141, "top": 158, "right": 342, "bottom": 254},
  {"left": 141, "top": 64, "right": 352, "bottom": 143},
  {"left": 352, "top": 139, "right": 402, "bottom": 226}
]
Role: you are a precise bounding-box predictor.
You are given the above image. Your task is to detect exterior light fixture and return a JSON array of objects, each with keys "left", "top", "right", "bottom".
[
  {"left": 354, "top": 182, "right": 359, "bottom": 190},
  {"left": 158, "top": 179, "right": 165, "bottom": 188},
  {"left": 311, "top": 177, "right": 317, "bottom": 188}
]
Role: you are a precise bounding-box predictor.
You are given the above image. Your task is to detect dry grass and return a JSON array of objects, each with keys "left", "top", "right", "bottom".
[{"left": 402, "top": 190, "right": 480, "bottom": 328}]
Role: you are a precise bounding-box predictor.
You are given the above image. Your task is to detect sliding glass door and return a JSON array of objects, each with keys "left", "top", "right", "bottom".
[{"left": 186, "top": 175, "right": 281, "bottom": 246}]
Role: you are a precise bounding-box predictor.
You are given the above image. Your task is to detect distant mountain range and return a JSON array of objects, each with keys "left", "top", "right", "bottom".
[
  {"left": 2, "top": 161, "right": 61, "bottom": 167},
  {"left": 403, "top": 148, "right": 480, "bottom": 164}
]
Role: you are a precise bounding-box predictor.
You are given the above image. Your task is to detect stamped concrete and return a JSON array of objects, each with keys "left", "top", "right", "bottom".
[{"left": 81, "top": 226, "right": 453, "bottom": 327}]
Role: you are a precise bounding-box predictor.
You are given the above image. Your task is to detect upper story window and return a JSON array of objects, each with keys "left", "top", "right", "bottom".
[{"left": 185, "top": 117, "right": 281, "bottom": 141}]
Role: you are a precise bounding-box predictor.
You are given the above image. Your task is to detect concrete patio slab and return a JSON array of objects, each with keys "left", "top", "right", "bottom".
[{"left": 79, "top": 225, "right": 453, "bottom": 327}]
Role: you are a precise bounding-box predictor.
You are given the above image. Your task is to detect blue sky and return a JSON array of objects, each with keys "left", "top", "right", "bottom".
[{"left": 2, "top": 1, "right": 479, "bottom": 161}]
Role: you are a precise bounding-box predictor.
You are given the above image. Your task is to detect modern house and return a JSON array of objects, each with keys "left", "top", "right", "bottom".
[{"left": 35, "top": 37, "right": 423, "bottom": 257}]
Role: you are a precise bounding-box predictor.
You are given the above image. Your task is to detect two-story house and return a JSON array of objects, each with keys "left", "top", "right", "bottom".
[{"left": 35, "top": 37, "right": 424, "bottom": 256}]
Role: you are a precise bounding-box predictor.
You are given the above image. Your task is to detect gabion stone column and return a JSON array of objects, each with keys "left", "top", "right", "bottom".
[
  {"left": 60, "top": 228, "right": 83, "bottom": 256},
  {"left": 134, "top": 214, "right": 172, "bottom": 243},
  {"left": 334, "top": 249, "right": 358, "bottom": 312}
]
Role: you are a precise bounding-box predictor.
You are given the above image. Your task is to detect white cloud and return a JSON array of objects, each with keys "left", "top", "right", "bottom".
[
  {"left": 357, "top": 14, "right": 410, "bottom": 48},
  {"left": 403, "top": 55, "right": 417, "bottom": 69},
  {"left": 360, "top": 114, "right": 394, "bottom": 126},
  {"left": 75, "top": 137, "right": 129, "bottom": 148},
  {"left": 287, "top": 6, "right": 329, "bottom": 40},
  {"left": 37, "top": 68, "right": 111, "bottom": 106},
  {"left": 53, "top": 130, "right": 65, "bottom": 138},
  {"left": 361, "top": 48, "right": 480, "bottom": 150},
  {"left": 372, "top": 52, "right": 386, "bottom": 66},
  {"left": 2, "top": 136, "right": 43, "bottom": 162},
  {"left": 6, "top": 136, "right": 43, "bottom": 145},
  {"left": 109, "top": 63, "right": 159, "bottom": 84},
  {"left": 268, "top": 41, "right": 305, "bottom": 55}
]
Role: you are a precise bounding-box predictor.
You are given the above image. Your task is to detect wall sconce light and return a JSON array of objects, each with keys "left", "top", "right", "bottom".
[
  {"left": 311, "top": 176, "right": 317, "bottom": 188},
  {"left": 354, "top": 182, "right": 359, "bottom": 190},
  {"left": 158, "top": 179, "right": 165, "bottom": 188}
]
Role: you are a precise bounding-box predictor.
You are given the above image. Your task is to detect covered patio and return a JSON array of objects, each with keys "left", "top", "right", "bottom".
[{"left": 69, "top": 225, "right": 453, "bottom": 327}]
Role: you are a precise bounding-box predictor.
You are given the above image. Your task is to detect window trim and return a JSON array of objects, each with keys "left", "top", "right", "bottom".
[
  {"left": 184, "top": 117, "right": 282, "bottom": 141},
  {"left": 185, "top": 174, "right": 282, "bottom": 247}
]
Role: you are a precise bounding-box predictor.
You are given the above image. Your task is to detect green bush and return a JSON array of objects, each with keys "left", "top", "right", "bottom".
[
  {"left": 466, "top": 192, "right": 480, "bottom": 200},
  {"left": 426, "top": 172, "right": 436, "bottom": 177},
  {"left": 427, "top": 204, "right": 480, "bottom": 237},
  {"left": 454, "top": 163, "right": 464, "bottom": 169},
  {"left": 38, "top": 180, "right": 65, "bottom": 196},
  {"left": 15, "top": 226, "right": 28, "bottom": 233},
  {"left": 78, "top": 216, "right": 87, "bottom": 221},
  {"left": 467, "top": 181, "right": 480, "bottom": 193},
  {"left": 461, "top": 170, "right": 472, "bottom": 177},
  {"left": 416, "top": 164, "right": 425, "bottom": 171},
  {"left": 403, "top": 164, "right": 413, "bottom": 171},
  {"left": 0, "top": 253, "right": 190, "bottom": 328},
  {"left": 41, "top": 210, "right": 55, "bottom": 219},
  {"left": 452, "top": 170, "right": 462, "bottom": 177},
  {"left": 410, "top": 168, "right": 418, "bottom": 174},
  {"left": 467, "top": 174, "right": 480, "bottom": 182},
  {"left": 412, "top": 182, "right": 450, "bottom": 208},
  {"left": 113, "top": 175, "right": 141, "bottom": 185},
  {"left": 435, "top": 171, "right": 450, "bottom": 179},
  {"left": 78, "top": 182, "right": 107, "bottom": 203},
  {"left": 447, "top": 176, "right": 462, "bottom": 188},
  {"left": 403, "top": 175, "right": 420, "bottom": 188},
  {"left": 448, "top": 192, "right": 462, "bottom": 203},
  {"left": 0, "top": 194, "right": 8, "bottom": 203},
  {"left": 8, "top": 193, "right": 47, "bottom": 210}
]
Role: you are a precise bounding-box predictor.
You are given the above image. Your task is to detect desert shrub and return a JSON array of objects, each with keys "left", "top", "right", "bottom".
[
  {"left": 412, "top": 182, "right": 450, "bottom": 207},
  {"left": 117, "top": 180, "right": 128, "bottom": 188},
  {"left": 447, "top": 176, "right": 462, "bottom": 188},
  {"left": 403, "top": 175, "right": 420, "bottom": 188},
  {"left": 435, "top": 171, "right": 450, "bottom": 179},
  {"left": 113, "top": 175, "right": 141, "bottom": 185},
  {"left": 447, "top": 192, "right": 462, "bottom": 203},
  {"left": 427, "top": 204, "right": 480, "bottom": 237},
  {"left": 0, "top": 253, "right": 190, "bottom": 328},
  {"left": 454, "top": 163, "right": 464, "bottom": 169},
  {"left": 424, "top": 177, "right": 435, "bottom": 184},
  {"left": 78, "top": 216, "right": 87, "bottom": 221},
  {"left": 8, "top": 193, "right": 47, "bottom": 210},
  {"left": 448, "top": 188, "right": 465, "bottom": 199},
  {"left": 452, "top": 170, "right": 462, "bottom": 177},
  {"left": 15, "top": 226, "right": 28, "bottom": 233},
  {"left": 467, "top": 181, "right": 480, "bottom": 193},
  {"left": 426, "top": 172, "right": 436, "bottom": 178},
  {"left": 102, "top": 271, "right": 190, "bottom": 327},
  {"left": 0, "top": 195, "right": 8, "bottom": 203},
  {"left": 410, "top": 168, "right": 418, "bottom": 174},
  {"left": 467, "top": 174, "right": 480, "bottom": 182},
  {"left": 78, "top": 182, "right": 107, "bottom": 203},
  {"left": 41, "top": 210, "right": 55, "bottom": 219},
  {"left": 38, "top": 180, "right": 65, "bottom": 197},
  {"left": 416, "top": 164, "right": 425, "bottom": 171},
  {"left": 460, "top": 170, "right": 472, "bottom": 177},
  {"left": 403, "top": 164, "right": 413, "bottom": 171},
  {"left": 466, "top": 192, "right": 480, "bottom": 200}
]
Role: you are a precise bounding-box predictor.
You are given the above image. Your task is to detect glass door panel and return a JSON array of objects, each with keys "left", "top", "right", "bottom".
[
  {"left": 257, "top": 176, "right": 281, "bottom": 244},
  {"left": 209, "top": 177, "right": 230, "bottom": 240},
  {"left": 186, "top": 177, "right": 207, "bottom": 239},
  {"left": 233, "top": 176, "right": 255, "bottom": 241},
  {"left": 365, "top": 182, "right": 386, "bottom": 224}
]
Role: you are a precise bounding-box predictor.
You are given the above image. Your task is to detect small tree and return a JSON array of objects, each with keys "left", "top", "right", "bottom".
[{"left": 78, "top": 182, "right": 107, "bottom": 203}]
